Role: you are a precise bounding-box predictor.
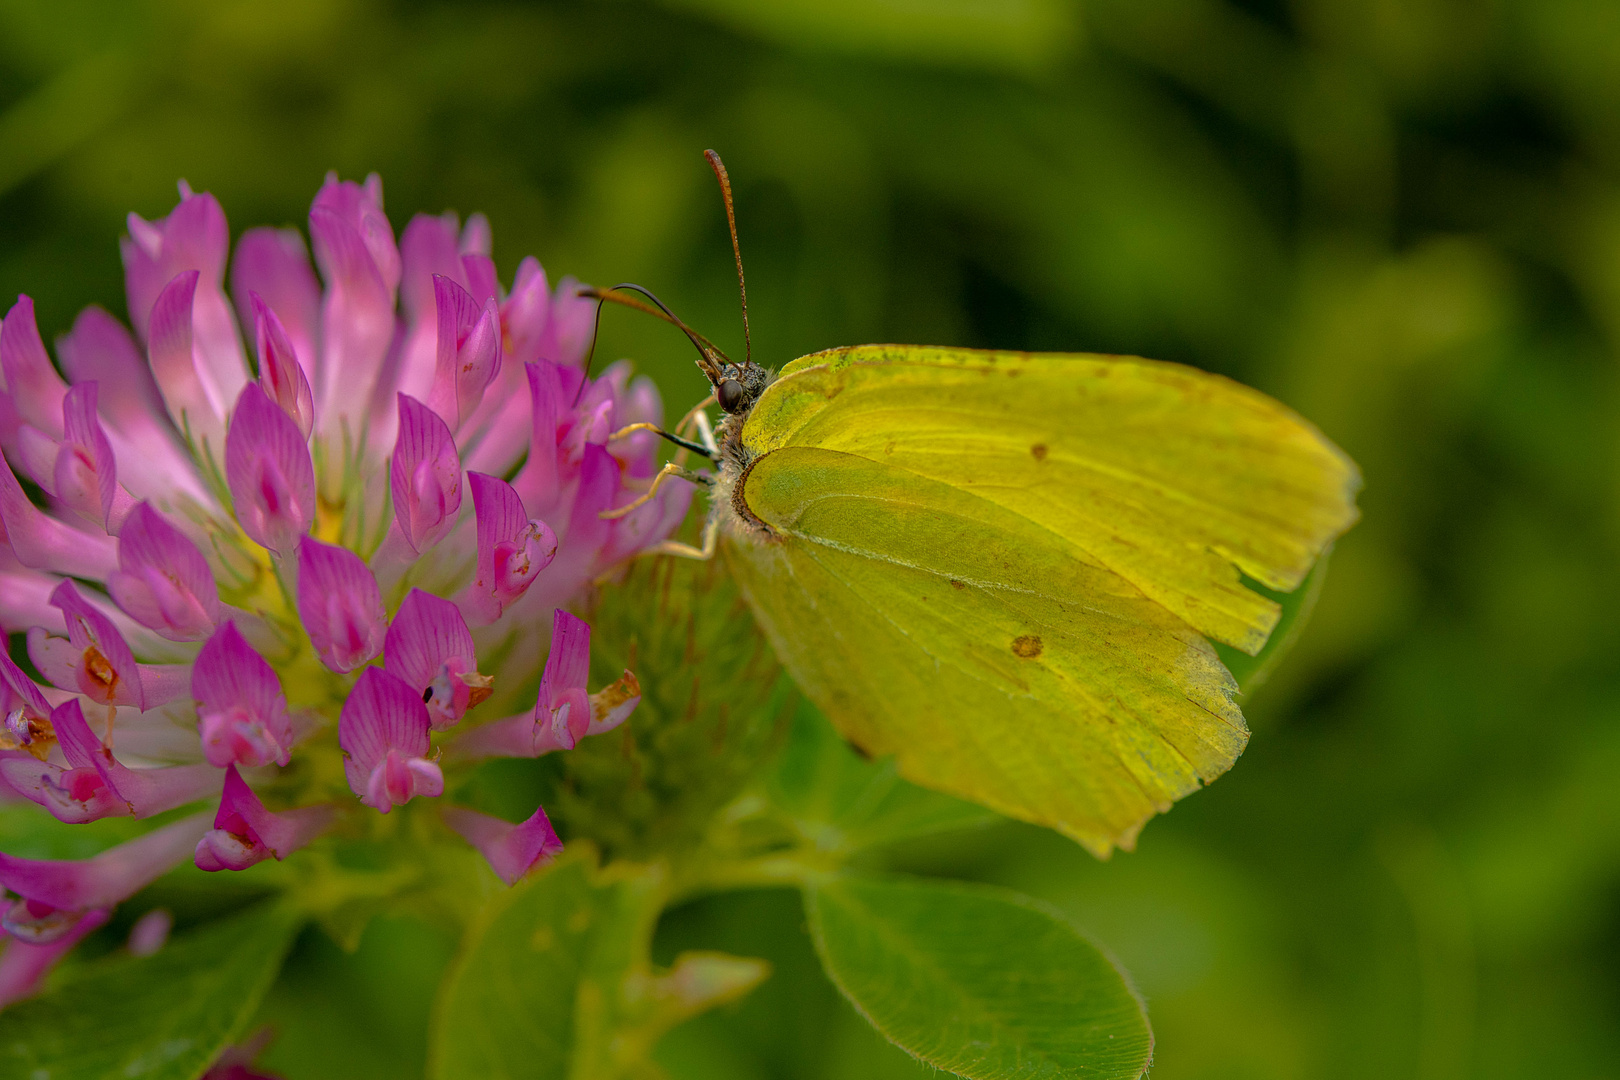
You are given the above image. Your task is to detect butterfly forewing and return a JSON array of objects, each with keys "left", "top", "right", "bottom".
[{"left": 743, "top": 346, "right": 1361, "bottom": 654}]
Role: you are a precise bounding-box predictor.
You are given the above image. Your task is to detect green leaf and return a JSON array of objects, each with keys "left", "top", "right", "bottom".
[
  {"left": 430, "top": 848, "right": 768, "bottom": 1080},
  {"left": 767, "top": 701, "right": 999, "bottom": 855},
  {"left": 0, "top": 901, "right": 301, "bottom": 1080},
  {"left": 805, "top": 873, "right": 1152, "bottom": 1080}
]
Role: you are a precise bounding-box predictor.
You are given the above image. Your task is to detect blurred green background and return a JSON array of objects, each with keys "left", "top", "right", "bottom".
[{"left": 4, "top": 0, "right": 1619, "bottom": 1076}]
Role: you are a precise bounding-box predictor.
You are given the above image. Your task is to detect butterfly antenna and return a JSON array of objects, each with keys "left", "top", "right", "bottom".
[
  {"left": 583, "top": 283, "right": 731, "bottom": 384},
  {"left": 574, "top": 290, "right": 612, "bottom": 407},
  {"left": 704, "top": 149, "right": 750, "bottom": 367}
]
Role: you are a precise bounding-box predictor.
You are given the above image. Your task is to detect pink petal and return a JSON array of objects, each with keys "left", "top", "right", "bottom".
[
  {"left": 14, "top": 423, "right": 60, "bottom": 494},
  {"left": 429, "top": 276, "right": 502, "bottom": 428},
  {"left": 23, "top": 629, "right": 82, "bottom": 703},
  {"left": 400, "top": 213, "right": 466, "bottom": 335},
  {"left": 47, "top": 580, "right": 144, "bottom": 709},
  {"left": 0, "top": 649, "right": 52, "bottom": 752},
  {"left": 0, "top": 564, "right": 60, "bottom": 638},
  {"left": 249, "top": 294, "right": 315, "bottom": 439},
  {"left": 98, "top": 759, "right": 220, "bottom": 821},
  {"left": 1, "top": 296, "right": 68, "bottom": 440},
  {"left": 0, "top": 452, "right": 118, "bottom": 579},
  {"left": 383, "top": 588, "right": 475, "bottom": 691},
  {"left": 362, "top": 751, "right": 443, "bottom": 812},
  {"left": 0, "top": 393, "right": 18, "bottom": 456},
  {"left": 108, "top": 502, "right": 222, "bottom": 641},
  {"left": 192, "top": 621, "right": 294, "bottom": 768},
  {"left": 539, "top": 277, "right": 596, "bottom": 368},
  {"left": 501, "top": 258, "right": 551, "bottom": 368},
  {"left": 338, "top": 667, "right": 431, "bottom": 768},
  {"left": 442, "top": 804, "right": 562, "bottom": 886},
  {"left": 55, "top": 306, "right": 208, "bottom": 508},
  {"left": 446, "top": 712, "right": 534, "bottom": 760},
  {"left": 295, "top": 537, "right": 386, "bottom": 673},
  {"left": 449, "top": 608, "right": 593, "bottom": 761},
  {"left": 54, "top": 382, "right": 121, "bottom": 530},
  {"left": 135, "top": 664, "right": 192, "bottom": 709},
  {"left": 309, "top": 173, "right": 400, "bottom": 431},
  {"left": 462, "top": 472, "right": 557, "bottom": 626},
  {"left": 537, "top": 687, "right": 591, "bottom": 754},
  {"left": 0, "top": 811, "right": 210, "bottom": 942},
  {"left": 338, "top": 667, "right": 437, "bottom": 812},
  {"left": 460, "top": 214, "right": 492, "bottom": 258},
  {"left": 387, "top": 212, "right": 465, "bottom": 409},
  {"left": 56, "top": 307, "right": 167, "bottom": 435},
  {"left": 384, "top": 589, "right": 481, "bottom": 731},
  {"left": 0, "top": 908, "right": 109, "bottom": 1006},
  {"left": 598, "top": 474, "right": 693, "bottom": 570},
  {"left": 389, "top": 393, "right": 462, "bottom": 554},
  {"left": 226, "top": 382, "right": 315, "bottom": 556},
  {"left": 462, "top": 253, "right": 499, "bottom": 307},
  {"left": 561, "top": 396, "right": 614, "bottom": 469},
  {"left": 604, "top": 373, "right": 664, "bottom": 475},
  {"left": 147, "top": 269, "right": 230, "bottom": 455},
  {"left": 49, "top": 697, "right": 105, "bottom": 771},
  {"left": 539, "top": 608, "right": 590, "bottom": 709},
  {"left": 621, "top": 372, "right": 665, "bottom": 428},
  {"left": 43, "top": 698, "right": 221, "bottom": 819},
  {"left": 514, "top": 360, "right": 569, "bottom": 516},
  {"left": 122, "top": 186, "right": 227, "bottom": 336},
  {"left": 0, "top": 751, "right": 124, "bottom": 824},
  {"left": 195, "top": 764, "right": 331, "bottom": 871},
  {"left": 122, "top": 188, "right": 248, "bottom": 422},
  {"left": 456, "top": 362, "right": 535, "bottom": 484},
  {"left": 230, "top": 227, "right": 321, "bottom": 379},
  {"left": 546, "top": 442, "right": 617, "bottom": 581}
]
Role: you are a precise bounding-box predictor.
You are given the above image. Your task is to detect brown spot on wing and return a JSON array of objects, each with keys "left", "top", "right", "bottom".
[
  {"left": 1030, "top": 444, "right": 1048, "bottom": 461},
  {"left": 1012, "top": 635, "right": 1043, "bottom": 658}
]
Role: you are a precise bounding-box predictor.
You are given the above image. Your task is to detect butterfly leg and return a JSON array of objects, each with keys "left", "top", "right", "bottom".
[
  {"left": 600, "top": 462, "right": 712, "bottom": 521},
  {"left": 692, "top": 409, "right": 719, "bottom": 456},
  {"left": 649, "top": 516, "right": 718, "bottom": 561},
  {"left": 674, "top": 393, "right": 717, "bottom": 441},
  {"left": 607, "top": 421, "right": 714, "bottom": 461}
]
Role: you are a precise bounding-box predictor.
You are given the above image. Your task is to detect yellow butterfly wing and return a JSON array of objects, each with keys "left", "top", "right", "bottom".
[
  {"left": 721, "top": 345, "right": 1360, "bottom": 855},
  {"left": 742, "top": 345, "right": 1360, "bottom": 654}
]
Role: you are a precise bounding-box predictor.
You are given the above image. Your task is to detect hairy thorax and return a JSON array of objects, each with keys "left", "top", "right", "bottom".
[{"left": 710, "top": 385, "right": 774, "bottom": 542}]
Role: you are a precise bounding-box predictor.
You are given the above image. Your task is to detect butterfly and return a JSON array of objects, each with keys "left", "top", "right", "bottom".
[{"left": 592, "top": 153, "right": 1360, "bottom": 857}]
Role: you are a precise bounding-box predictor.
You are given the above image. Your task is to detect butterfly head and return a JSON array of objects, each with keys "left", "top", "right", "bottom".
[{"left": 714, "top": 360, "right": 771, "bottom": 416}]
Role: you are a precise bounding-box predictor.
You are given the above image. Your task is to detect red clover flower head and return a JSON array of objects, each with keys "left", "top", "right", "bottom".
[{"left": 0, "top": 175, "right": 686, "bottom": 979}]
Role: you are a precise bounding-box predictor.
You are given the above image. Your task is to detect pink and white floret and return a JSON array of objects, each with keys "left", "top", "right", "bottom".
[{"left": 0, "top": 175, "right": 690, "bottom": 979}]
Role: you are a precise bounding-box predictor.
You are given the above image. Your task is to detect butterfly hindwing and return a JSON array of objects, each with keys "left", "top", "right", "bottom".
[{"left": 724, "top": 446, "right": 1250, "bottom": 856}]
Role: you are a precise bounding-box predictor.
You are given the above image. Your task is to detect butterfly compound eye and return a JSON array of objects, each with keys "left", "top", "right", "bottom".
[{"left": 717, "top": 379, "right": 747, "bottom": 413}]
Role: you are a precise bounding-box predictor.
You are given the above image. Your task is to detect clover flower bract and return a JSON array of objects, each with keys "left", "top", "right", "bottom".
[{"left": 0, "top": 175, "right": 691, "bottom": 971}]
